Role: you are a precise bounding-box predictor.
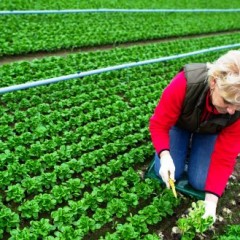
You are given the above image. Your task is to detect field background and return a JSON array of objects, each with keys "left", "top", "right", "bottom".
[{"left": 0, "top": 1, "right": 240, "bottom": 239}]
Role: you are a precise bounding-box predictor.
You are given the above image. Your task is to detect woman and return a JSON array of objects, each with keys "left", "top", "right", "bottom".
[{"left": 149, "top": 50, "right": 240, "bottom": 221}]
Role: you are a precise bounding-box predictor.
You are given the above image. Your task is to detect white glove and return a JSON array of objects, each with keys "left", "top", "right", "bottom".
[
  {"left": 202, "top": 193, "right": 218, "bottom": 222},
  {"left": 202, "top": 200, "right": 217, "bottom": 222},
  {"left": 159, "top": 152, "right": 175, "bottom": 188}
]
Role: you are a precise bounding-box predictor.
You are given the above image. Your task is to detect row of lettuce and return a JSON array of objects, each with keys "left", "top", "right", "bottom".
[
  {"left": 1, "top": 0, "right": 240, "bottom": 10},
  {"left": 1, "top": 10, "right": 240, "bottom": 56},
  {"left": 1, "top": 32, "right": 240, "bottom": 86},
  {"left": 0, "top": 33, "right": 239, "bottom": 239}
]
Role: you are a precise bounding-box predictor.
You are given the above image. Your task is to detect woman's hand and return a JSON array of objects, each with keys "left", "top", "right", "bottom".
[
  {"left": 159, "top": 150, "right": 175, "bottom": 188},
  {"left": 202, "top": 193, "right": 219, "bottom": 222}
]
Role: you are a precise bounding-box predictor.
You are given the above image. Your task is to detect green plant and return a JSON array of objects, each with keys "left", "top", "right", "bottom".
[
  {"left": 143, "top": 233, "right": 161, "bottom": 240},
  {"left": 217, "top": 224, "right": 240, "bottom": 240},
  {"left": 9, "top": 227, "right": 37, "bottom": 240},
  {"left": 30, "top": 218, "right": 55, "bottom": 237},
  {"left": 177, "top": 200, "right": 214, "bottom": 240},
  {"left": 6, "top": 184, "right": 25, "bottom": 203},
  {"left": 115, "top": 224, "right": 140, "bottom": 239},
  {"left": 18, "top": 200, "right": 40, "bottom": 219},
  {"left": 51, "top": 207, "right": 74, "bottom": 228},
  {"left": 0, "top": 207, "right": 20, "bottom": 234},
  {"left": 35, "top": 194, "right": 57, "bottom": 211}
]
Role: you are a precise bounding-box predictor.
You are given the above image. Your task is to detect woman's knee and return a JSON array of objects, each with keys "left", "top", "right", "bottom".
[
  {"left": 188, "top": 174, "right": 205, "bottom": 191},
  {"left": 175, "top": 169, "right": 185, "bottom": 181}
]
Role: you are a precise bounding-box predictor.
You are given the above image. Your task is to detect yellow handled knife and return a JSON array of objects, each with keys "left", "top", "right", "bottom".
[{"left": 168, "top": 171, "right": 177, "bottom": 198}]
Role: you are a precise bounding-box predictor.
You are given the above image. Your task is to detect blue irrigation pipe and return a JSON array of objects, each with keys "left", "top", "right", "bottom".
[
  {"left": 1, "top": 9, "right": 240, "bottom": 15},
  {"left": 0, "top": 43, "right": 240, "bottom": 95}
]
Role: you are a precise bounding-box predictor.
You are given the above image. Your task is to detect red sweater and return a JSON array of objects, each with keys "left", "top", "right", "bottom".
[{"left": 149, "top": 71, "right": 240, "bottom": 196}]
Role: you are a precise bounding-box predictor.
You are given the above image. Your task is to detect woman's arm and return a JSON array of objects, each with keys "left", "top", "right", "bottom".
[
  {"left": 149, "top": 71, "right": 187, "bottom": 154},
  {"left": 205, "top": 118, "right": 240, "bottom": 196}
]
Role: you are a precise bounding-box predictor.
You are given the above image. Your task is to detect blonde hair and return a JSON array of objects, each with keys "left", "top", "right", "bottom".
[{"left": 207, "top": 50, "right": 240, "bottom": 104}]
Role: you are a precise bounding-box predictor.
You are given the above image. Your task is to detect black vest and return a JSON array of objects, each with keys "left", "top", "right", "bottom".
[{"left": 176, "top": 63, "right": 240, "bottom": 133}]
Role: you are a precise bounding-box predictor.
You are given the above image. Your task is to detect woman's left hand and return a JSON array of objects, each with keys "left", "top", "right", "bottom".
[{"left": 202, "top": 193, "right": 219, "bottom": 222}]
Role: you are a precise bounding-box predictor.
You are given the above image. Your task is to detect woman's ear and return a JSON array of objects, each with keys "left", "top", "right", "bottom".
[{"left": 209, "top": 77, "right": 216, "bottom": 89}]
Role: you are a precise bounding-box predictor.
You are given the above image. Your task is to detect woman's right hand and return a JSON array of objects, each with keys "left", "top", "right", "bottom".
[{"left": 159, "top": 150, "right": 175, "bottom": 188}]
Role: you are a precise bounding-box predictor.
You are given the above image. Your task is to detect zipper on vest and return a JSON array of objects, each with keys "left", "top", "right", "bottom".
[{"left": 196, "top": 108, "right": 201, "bottom": 132}]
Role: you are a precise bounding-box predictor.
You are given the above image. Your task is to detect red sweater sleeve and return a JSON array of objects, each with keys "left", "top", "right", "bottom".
[
  {"left": 149, "top": 71, "right": 186, "bottom": 154},
  {"left": 205, "top": 119, "right": 240, "bottom": 196}
]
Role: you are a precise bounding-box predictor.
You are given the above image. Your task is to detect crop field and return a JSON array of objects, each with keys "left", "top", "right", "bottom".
[{"left": 0, "top": 1, "right": 240, "bottom": 239}]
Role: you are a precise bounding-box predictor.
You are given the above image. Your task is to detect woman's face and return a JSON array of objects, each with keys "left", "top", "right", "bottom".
[{"left": 210, "top": 79, "right": 240, "bottom": 115}]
